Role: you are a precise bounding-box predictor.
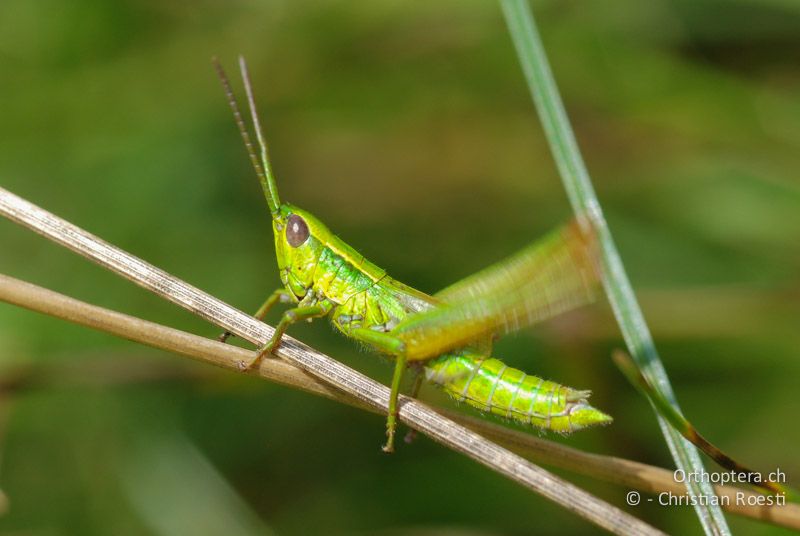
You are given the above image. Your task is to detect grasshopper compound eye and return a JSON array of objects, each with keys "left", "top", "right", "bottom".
[{"left": 286, "top": 214, "right": 310, "bottom": 247}]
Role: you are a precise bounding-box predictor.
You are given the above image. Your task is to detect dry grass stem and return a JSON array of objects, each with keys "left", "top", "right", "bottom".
[
  {"left": 0, "top": 186, "right": 664, "bottom": 534},
  {"left": 1, "top": 273, "right": 798, "bottom": 530}
]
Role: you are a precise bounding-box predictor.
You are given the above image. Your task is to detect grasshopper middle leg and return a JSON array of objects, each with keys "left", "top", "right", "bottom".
[
  {"left": 243, "top": 299, "right": 333, "bottom": 371},
  {"left": 218, "top": 288, "right": 294, "bottom": 343}
]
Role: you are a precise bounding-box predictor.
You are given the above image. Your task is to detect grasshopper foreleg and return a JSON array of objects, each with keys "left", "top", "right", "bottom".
[
  {"left": 243, "top": 299, "right": 333, "bottom": 371},
  {"left": 218, "top": 288, "right": 294, "bottom": 343}
]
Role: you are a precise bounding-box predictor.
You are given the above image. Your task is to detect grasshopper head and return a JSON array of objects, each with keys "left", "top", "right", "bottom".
[
  {"left": 272, "top": 204, "right": 328, "bottom": 299},
  {"left": 214, "top": 57, "right": 327, "bottom": 300}
]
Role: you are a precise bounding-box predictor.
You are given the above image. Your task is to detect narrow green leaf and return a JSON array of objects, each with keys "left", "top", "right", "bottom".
[{"left": 500, "top": 1, "right": 730, "bottom": 534}]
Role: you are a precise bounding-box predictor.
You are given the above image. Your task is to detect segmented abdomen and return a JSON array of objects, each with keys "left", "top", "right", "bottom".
[{"left": 423, "top": 352, "right": 611, "bottom": 433}]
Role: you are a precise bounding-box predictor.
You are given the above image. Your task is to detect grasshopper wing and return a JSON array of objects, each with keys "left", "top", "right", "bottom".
[{"left": 394, "top": 220, "right": 600, "bottom": 361}]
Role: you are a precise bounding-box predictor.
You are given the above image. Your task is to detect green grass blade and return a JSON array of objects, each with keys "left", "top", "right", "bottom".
[{"left": 499, "top": 1, "right": 730, "bottom": 534}]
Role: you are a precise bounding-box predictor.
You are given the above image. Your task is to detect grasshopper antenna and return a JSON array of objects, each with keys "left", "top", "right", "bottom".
[
  {"left": 238, "top": 55, "right": 281, "bottom": 214},
  {"left": 211, "top": 55, "right": 281, "bottom": 214}
]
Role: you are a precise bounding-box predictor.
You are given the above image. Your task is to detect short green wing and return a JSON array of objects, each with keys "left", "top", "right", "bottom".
[{"left": 394, "top": 220, "right": 600, "bottom": 361}]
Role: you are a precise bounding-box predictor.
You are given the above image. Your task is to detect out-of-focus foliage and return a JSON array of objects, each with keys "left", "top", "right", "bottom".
[{"left": 0, "top": 1, "right": 798, "bottom": 534}]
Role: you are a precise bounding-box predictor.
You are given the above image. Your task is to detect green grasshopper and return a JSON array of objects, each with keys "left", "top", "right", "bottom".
[{"left": 213, "top": 57, "right": 610, "bottom": 453}]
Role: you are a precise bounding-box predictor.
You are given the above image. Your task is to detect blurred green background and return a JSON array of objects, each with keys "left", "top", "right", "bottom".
[{"left": 1, "top": 0, "right": 799, "bottom": 534}]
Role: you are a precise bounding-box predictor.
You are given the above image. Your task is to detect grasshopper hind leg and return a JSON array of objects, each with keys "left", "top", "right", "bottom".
[
  {"left": 347, "top": 327, "right": 415, "bottom": 453},
  {"left": 403, "top": 367, "right": 425, "bottom": 445},
  {"left": 382, "top": 353, "right": 407, "bottom": 453}
]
